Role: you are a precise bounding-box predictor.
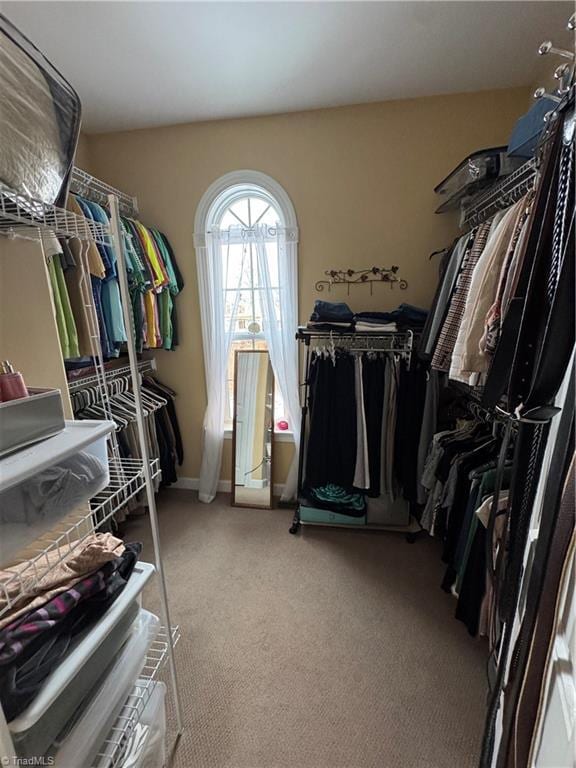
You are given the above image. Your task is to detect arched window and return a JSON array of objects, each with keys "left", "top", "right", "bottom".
[
  {"left": 194, "top": 171, "right": 300, "bottom": 503},
  {"left": 206, "top": 182, "right": 285, "bottom": 422}
]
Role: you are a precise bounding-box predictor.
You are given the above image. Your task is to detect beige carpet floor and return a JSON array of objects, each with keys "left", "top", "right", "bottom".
[{"left": 124, "top": 489, "right": 487, "bottom": 768}]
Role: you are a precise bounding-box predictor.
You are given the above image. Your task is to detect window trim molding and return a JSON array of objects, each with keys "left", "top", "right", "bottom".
[{"left": 193, "top": 170, "right": 298, "bottom": 246}]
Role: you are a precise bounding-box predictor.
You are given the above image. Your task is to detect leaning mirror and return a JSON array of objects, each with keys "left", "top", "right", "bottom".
[{"left": 232, "top": 350, "right": 274, "bottom": 508}]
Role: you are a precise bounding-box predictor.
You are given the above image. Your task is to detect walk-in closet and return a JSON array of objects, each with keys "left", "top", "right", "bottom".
[{"left": 0, "top": 3, "right": 574, "bottom": 768}]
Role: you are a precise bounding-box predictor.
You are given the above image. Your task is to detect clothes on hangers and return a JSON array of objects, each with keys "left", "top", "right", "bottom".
[
  {"left": 415, "top": 104, "right": 575, "bottom": 768},
  {"left": 70, "top": 369, "right": 184, "bottom": 518},
  {"left": 44, "top": 235, "right": 81, "bottom": 360},
  {"left": 59, "top": 194, "right": 183, "bottom": 361},
  {"left": 430, "top": 219, "right": 493, "bottom": 372},
  {"left": 302, "top": 346, "right": 409, "bottom": 515},
  {"left": 449, "top": 198, "right": 528, "bottom": 385},
  {"left": 419, "top": 415, "right": 513, "bottom": 636},
  {"left": 418, "top": 238, "right": 464, "bottom": 360}
]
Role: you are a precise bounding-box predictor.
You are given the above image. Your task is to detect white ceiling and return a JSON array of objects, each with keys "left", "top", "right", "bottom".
[{"left": 3, "top": 1, "right": 573, "bottom": 133}]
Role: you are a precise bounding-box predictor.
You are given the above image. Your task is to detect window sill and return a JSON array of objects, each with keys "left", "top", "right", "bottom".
[{"left": 224, "top": 427, "right": 294, "bottom": 443}]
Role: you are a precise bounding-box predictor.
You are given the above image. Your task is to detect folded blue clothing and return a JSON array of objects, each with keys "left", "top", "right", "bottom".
[
  {"left": 305, "top": 322, "right": 356, "bottom": 332},
  {"left": 310, "top": 300, "right": 354, "bottom": 323}
]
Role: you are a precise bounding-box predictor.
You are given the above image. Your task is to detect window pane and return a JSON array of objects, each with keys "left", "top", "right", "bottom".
[
  {"left": 258, "top": 206, "right": 281, "bottom": 227},
  {"left": 223, "top": 243, "right": 251, "bottom": 290},
  {"left": 254, "top": 243, "right": 280, "bottom": 290},
  {"left": 230, "top": 199, "right": 250, "bottom": 227},
  {"left": 248, "top": 197, "right": 268, "bottom": 223},
  {"left": 219, "top": 210, "right": 239, "bottom": 230},
  {"left": 225, "top": 290, "right": 255, "bottom": 333}
]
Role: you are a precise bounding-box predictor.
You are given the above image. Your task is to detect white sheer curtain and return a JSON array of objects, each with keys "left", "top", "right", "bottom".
[
  {"left": 254, "top": 224, "right": 300, "bottom": 501},
  {"left": 196, "top": 229, "right": 244, "bottom": 503}
]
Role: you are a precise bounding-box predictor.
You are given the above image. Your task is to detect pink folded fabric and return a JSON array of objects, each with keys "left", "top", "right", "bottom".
[{"left": 0, "top": 532, "right": 125, "bottom": 630}]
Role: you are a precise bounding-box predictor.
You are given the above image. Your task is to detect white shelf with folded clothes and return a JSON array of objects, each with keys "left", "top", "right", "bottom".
[{"left": 0, "top": 457, "right": 161, "bottom": 627}]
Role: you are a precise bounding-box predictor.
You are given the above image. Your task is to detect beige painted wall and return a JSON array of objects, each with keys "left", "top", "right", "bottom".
[
  {"left": 75, "top": 132, "right": 92, "bottom": 171},
  {"left": 0, "top": 239, "right": 73, "bottom": 418},
  {"left": 86, "top": 86, "right": 530, "bottom": 483}
]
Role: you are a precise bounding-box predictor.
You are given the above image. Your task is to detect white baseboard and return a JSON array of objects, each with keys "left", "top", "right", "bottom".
[{"left": 172, "top": 477, "right": 286, "bottom": 497}]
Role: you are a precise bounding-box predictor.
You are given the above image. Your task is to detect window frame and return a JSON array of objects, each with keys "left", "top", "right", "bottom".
[{"left": 194, "top": 171, "right": 298, "bottom": 441}]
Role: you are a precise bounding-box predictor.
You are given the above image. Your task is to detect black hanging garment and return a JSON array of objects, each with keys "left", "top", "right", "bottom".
[
  {"left": 361, "top": 355, "right": 385, "bottom": 497},
  {"left": 304, "top": 353, "right": 357, "bottom": 490},
  {"left": 480, "top": 107, "right": 576, "bottom": 768}
]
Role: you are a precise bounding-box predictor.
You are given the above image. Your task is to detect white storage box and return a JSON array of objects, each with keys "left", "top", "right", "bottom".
[
  {"left": 0, "top": 388, "right": 65, "bottom": 457},
  {"left": 0, "top": 420, "right": 113, "bottom": 565},
  {"left": 366, "top": 495, "right": 410, "bottom": 526},
  {"left": 9, "top": 561, "right": 156, "bottom": 758},
  {"left": 51, "top": 608, "right": 160, "bottom": 768}
]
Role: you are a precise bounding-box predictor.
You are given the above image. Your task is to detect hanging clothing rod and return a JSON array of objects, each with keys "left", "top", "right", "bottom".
[
  {"left": 67, "top": 359, "right": 157, "bottom": 392},
  {"left": 0, "top": 182, "right": 111, "bottom": 245},
  {"left": 296, "top": 327, "right": 413, "bottom": 355},
  {"left": 70, "top": 167, "right": 139, "bottom": 218},
  {"left": 460, "top": 158, "right": 537, "bottom": 229}
]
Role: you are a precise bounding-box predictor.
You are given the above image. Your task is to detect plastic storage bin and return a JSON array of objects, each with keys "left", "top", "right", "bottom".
[
  {"left": 299, "top": 504, "right": 366, "bottom": 526},
  {"left": 51, "top": 608, "right": 160, "bottom": 768},
  {"left": 366, "top": 496, "right": 410, "bottom": 526},
  {"left": 0, "top": 420, "right": 113, "bottom": 565},
  {"left": 0, "top": 388, "right": 65, "bottom": 457},
  {"left": 110, "top": 682, "right": 167, "bottom": 768},
  {"left": 9, "top": 561, "right": 155, "bottom": 759},
  {"left": 434, "top": 147, "right": 524, "bottom": 213},
  {"left": 12, "top": 602, "right": 139, "bottom": 758}
]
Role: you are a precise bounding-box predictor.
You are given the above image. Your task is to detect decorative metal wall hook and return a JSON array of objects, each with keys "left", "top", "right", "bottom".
[
  {"left": 534, "top": 86, "right": 562, "bottom": 103},
  {"left": 538, "top": 40, "right": 575, "bottom": 61},
  {"left": 315, "top": 266, "right": 408, "bottom": 295}
]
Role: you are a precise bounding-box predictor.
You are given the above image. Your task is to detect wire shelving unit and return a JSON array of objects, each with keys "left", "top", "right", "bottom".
[
  {"left": 0, "top": 182, "right": 112, "bottom": 245},
  {"left": 0, "top": 173, "right": 184, "bottom": 763},
  {"left": 460, "top": 158, "right": 537, "bottom": 228},
  {"left": 67, "top": 359, "right": 157, "bottom": 393},
  {"left": 70, "top": 166, "right": 139, "bottom": 218}
]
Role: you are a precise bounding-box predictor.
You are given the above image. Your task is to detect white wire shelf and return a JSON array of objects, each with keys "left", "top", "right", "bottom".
[
  {"left": 296, "top": 327, "right": 414, "bottom": 358},
  {"left": 93, "top": 625, "right": 180, "bottom": 768},
  {"left": 0, "top": 457, "right": 161, "bottom": 623},
  {"left": 0, "top": 183, "right": 112, "bottom": 245},
  {"left": 71, "top": 167, "right": 139, "bottom": 218},
  {"left": 460, "top": 158, "right": 537, "bottom": 228},
  {"left": 91, "top": 457, "right": 161, "bottom": 527},
  {"left": 68, "top": 359, "right": 157, "bottom": 393}
]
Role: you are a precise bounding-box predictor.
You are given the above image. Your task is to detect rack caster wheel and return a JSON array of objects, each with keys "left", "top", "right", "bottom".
[{"left": 289, "top": 522, "right": 300, "bottom": 534}]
